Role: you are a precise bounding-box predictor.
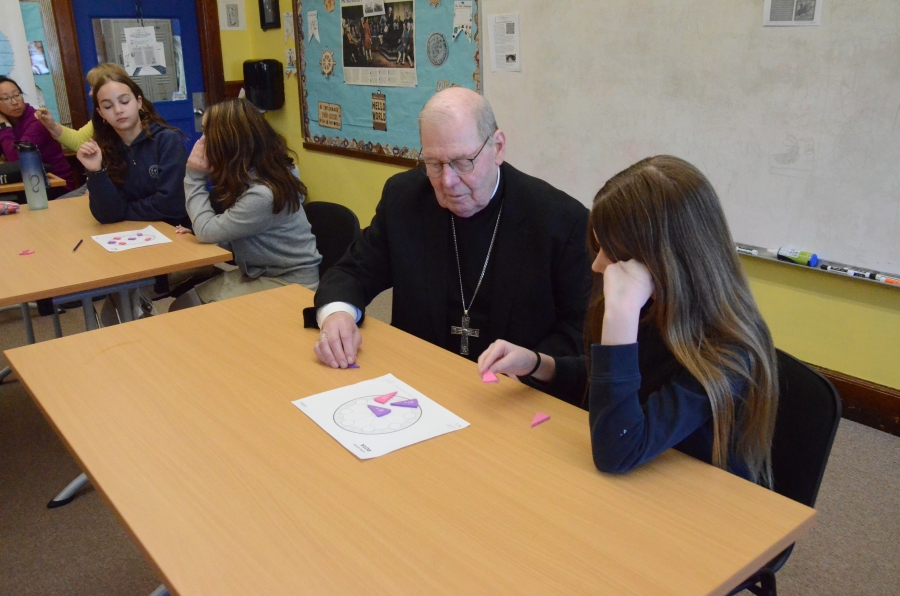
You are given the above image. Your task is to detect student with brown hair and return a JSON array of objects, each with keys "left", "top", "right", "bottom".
[
  {"left": 478, "top": 156, "right": 779, "bottom": 487},
  {"left": 171, "top": 98, "right": 320, "bottom": 309},
  {"left": 77, "top": 72, "right": 188, "bottom": 226},
  {"left": 34, "top": 63, "right": 129, "bottom": 152}
]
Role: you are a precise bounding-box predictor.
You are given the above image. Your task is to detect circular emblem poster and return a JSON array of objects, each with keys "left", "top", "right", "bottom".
[{"left": 426, "top": 32, "right": 449, "bottom": 67}]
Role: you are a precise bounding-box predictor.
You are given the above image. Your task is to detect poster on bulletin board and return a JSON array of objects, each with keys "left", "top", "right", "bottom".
[{"left": 294, "top": 0, "right": 482, "bottom": 165}]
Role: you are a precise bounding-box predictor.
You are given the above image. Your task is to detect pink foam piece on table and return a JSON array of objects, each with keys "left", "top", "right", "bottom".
[
  {"left": 531, "top": 413, "right": 551, "bottom": 427},
  {"left": 482, "top": 370, "right": 499, "bottom": 383},
  {"left": 391, "top": 399, "right": 418, "bottom": 408},
  {"left": 374, "top": 391, "right": 397, "bottom": 404},
  {"left": 19, "top": 249, "right": 35, "bottom": 256},
  {"left": 347, "top": 363, "right": 360, "bottom": 369},
  {"left": 368, "top": 405, "right": 391, "bottom": 417}
]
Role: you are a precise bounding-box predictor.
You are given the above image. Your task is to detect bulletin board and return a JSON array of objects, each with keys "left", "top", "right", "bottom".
[{"left": 294, "top": 0, "right": 482, "bottom": 165}]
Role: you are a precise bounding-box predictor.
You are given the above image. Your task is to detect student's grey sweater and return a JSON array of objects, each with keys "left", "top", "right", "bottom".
[{"left": 184, "top": 166, "right": 321, "bottom": 287}]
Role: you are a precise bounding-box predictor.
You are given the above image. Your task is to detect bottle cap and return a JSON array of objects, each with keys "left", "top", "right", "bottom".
[{"left": 13, "top": 141, "right": 38, "bottom": 152}]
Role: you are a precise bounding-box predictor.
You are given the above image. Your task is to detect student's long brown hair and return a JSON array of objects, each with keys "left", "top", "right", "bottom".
[
  {"left": 90, "top": 73, "right": 176, "bottom": 186},
  {"left": 588, "top": 155, "right": 778, "bottom": 488},
  {"left": 203, "top": 98, "right": 306, "bottom": 214}
]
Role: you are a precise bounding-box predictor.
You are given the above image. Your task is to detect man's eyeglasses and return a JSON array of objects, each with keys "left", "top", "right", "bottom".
[
  {"left": 420, "top": 134, "right": 492, "bottom": 178},
  {"left": 0, "top": 93, "right": 23, "bottom": 105}
]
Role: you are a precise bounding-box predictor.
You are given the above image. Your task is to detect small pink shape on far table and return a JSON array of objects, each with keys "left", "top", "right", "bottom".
[
  {"left": 482, "top": 370, "right": 499, "bottom": 383},
  {"left": 531, "top": 413, "right": 550, "bottom": 427},
  {"left": 19, "top": 249, "right": 35, "bottom": 256},
  {"left": 374, "top": 391, "right": 397, "bottom": 404}
]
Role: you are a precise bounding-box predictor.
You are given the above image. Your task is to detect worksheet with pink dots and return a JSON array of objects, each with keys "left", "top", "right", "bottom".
[{"left": 91, "top": 225, "right": 173, "bottom": 253}]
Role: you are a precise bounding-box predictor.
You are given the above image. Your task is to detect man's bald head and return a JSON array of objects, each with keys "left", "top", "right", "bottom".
[{"left": 418, "top": 87, "right": 498, "bottom": 142}]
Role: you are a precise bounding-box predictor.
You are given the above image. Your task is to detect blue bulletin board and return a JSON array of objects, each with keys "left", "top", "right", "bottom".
[{"left": 295, "top": 0, "right": 481, "bottom": 165}]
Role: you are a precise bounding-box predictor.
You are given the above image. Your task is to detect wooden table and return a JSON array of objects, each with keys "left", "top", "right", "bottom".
[
  {"left": 0, "top": 172, "right": 67, "bottom": 195},
  {"left": 4, "top": 285, "right": 817, "bottom": 595},
  {"left": 0, "top": 195, "right": 231, "bottom": 308}
]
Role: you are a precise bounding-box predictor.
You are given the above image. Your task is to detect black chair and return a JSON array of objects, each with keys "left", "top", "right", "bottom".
[
  {"left": 304, "top": 201, "right": 362, "bottom": 277},
  {"left": 730, "top": 349, "right": 842, "bottom": 596}
]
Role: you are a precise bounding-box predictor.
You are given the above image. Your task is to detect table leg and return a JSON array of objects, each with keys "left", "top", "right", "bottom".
[
  {"left": 117, "top": 289, "right": 134, "bottom": 323},
  {"left": 0, "top": 367, "right": 11, "bottom": 383},
  {"left": 52, "top": 308, "right": 63, "bottom": 338},
  {"left": 81, "top": 297, "right": 99, "bottom": 331},
  {"left": 47, "top": 472, "right": 89, "bottom": 508},
  {"left": 21, "top": 303, "right": 35, "bottom": 344},
  {"left": 148, "top": 584, "right": 169, "bottom": 596}
]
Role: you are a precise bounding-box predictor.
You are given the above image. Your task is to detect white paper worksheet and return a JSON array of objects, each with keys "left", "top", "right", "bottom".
[
  {"left": 293, "top": 374, "right": 469, "bottom": 459},
  {"left": 91, "top": 225, "right": 172, "bottom": 252}
]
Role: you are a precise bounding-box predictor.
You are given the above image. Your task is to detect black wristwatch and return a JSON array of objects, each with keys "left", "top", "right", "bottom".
[{"left": 0, "top": 122, "right": 10, "bottom": 129}]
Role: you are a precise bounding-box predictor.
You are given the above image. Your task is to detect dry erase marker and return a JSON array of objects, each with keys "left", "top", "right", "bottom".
[
  {"left": 875, "top": 274, "right": 900, "bottom": 286},
  {"left": 820, "top": 264, "right": 854, "bottom": 276},
  {"left": 820, "top": 264, "right": 877, "bottom": 279},
  {"left": 72, "top": 239, "right": 83, "bottom": 252},
  {"left": 736, "top": 246, "right": 758, "bottom": 256}
]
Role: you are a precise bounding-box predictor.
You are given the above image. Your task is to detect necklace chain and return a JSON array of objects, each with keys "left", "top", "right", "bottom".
[{"left": 450, "top": 201, "right": 504, "bottom": 316}]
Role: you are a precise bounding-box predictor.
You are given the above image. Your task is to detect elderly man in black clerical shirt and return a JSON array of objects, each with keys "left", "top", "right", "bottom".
[{"left": 311, "top": 87, "right": 592, "bottom": 388}]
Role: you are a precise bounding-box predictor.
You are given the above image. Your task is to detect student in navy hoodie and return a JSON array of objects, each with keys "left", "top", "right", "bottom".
[{"left": 76, "top": 72, "right": 188, "bottom": 227}]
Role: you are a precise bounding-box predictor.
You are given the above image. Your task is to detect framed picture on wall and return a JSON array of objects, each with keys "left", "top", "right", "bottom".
[{"left": 259, "top": 0, "right": 282, "bottom": 30}]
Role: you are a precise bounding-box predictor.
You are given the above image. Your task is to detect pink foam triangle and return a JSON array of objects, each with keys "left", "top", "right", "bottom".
[
  {"left": 531, "top": 413, "right": 550, "bottom": 427},
  {"left": 482, "top": 370, "right": 499, "bottom": 383},
  {"left": 374, "top": 391, "right": 397, "bottom": 404},
  {"left": 368, "top": 405, "right": 391, "bottom": 417}
]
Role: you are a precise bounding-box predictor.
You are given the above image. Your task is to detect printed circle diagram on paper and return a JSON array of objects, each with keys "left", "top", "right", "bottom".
[{"left": 333, "top": 395, "right": 422, "bottom": 435}]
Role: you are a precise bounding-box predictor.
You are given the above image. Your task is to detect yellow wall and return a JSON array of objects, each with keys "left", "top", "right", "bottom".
[
  {"left": 232, "top": 0, "right": 900, "bottom": 391},
  {"left": 743, "top": 258, "right": 900, "bottom": 390}
]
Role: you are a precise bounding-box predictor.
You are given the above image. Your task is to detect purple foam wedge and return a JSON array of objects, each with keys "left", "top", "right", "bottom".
[
  {"left": 391, "top": 399, "right": 418, "bottom": 408},
  {"left": 368, "top": 405, "right": 391, "bottom": 417}
]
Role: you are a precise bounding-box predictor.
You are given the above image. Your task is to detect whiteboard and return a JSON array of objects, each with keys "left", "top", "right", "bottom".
[{"left": 482, "top": 0, "right": 900, "bottom": 273}]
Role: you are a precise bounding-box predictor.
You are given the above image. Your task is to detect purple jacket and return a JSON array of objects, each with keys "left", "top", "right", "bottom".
[{"left": 0, "top": 103, "right": 76, "bottom": 191}]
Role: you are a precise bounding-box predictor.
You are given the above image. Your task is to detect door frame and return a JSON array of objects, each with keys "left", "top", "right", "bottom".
[{"left": 50, "top": 0, "right": 225, "bottom": 128}]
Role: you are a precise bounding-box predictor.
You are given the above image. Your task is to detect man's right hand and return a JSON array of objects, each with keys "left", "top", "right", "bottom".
[{"left": 314, "top": 312, "right": 362, "bottom": 368}]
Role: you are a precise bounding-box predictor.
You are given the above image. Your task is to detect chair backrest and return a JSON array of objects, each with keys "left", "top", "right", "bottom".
[
  {"left": 304, "top": 201, "right": 362, "bottom": 277},
  {"left": 770, "top": 349, "right": 842, "bottom": 507}
]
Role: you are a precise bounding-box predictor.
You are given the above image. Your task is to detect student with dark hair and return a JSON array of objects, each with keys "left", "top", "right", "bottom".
[
  {"left": 0, "top": 75, "right": 76, "bottom": 195},
  {"left": 170, "top": 98, "right": 321, "bottom": 309},
  {"left": 77, "top": 72, "right": 188, "bottom": 226},
  {"left": 478, "top": 156, "right": 779, "bottom": 487}
]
